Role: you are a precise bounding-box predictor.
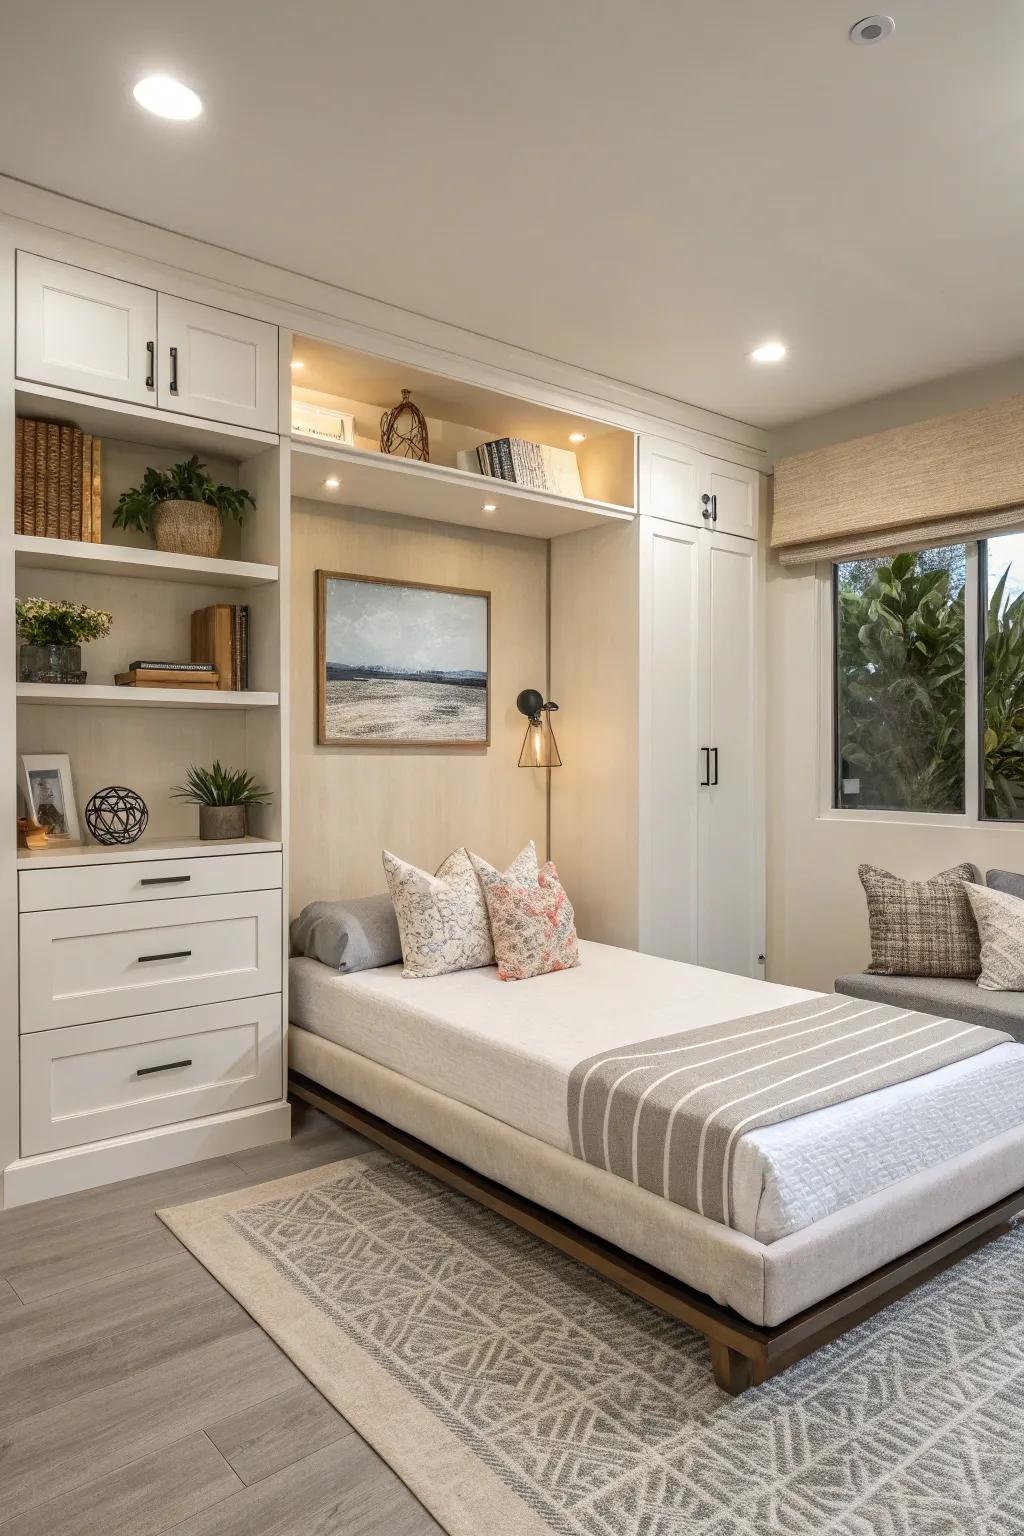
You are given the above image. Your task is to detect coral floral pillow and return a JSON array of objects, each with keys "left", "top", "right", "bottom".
[{"left": 472, "top": 858, "right": 580, "bottom": 981}]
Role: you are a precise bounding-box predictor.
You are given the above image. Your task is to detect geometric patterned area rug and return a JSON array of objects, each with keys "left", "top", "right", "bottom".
[{"left": 160, "top": 1152, "right": 1024, "bottom": 1536}]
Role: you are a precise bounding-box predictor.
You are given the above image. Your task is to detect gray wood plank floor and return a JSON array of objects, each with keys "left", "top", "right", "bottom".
[{"left": 0, "top": 1101, "right": 444, "bottom": 1536}]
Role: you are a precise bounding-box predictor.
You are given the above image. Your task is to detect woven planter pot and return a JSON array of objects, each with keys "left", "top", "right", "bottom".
[
  {"left": 151, "top": 500, "right": 223, "bottom": 558},
  {"left": 199, "top": 805, "right": 247, "bottom": 840}
]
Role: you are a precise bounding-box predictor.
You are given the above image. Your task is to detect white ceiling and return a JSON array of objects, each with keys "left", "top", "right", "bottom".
[{"left": 2, "top": 0, "right": 1023, "bottom": 429}]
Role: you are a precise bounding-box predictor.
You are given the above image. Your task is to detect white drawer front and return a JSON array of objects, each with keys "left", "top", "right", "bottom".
[
  {"left": 21, "top": 995, "right": 283, "bottom": 1155},
  {"left": 20, "top": 890, "right": 281, "bottom": 1032},
  {"left": 19, "top": 851, "right": 282, "bottom": 912}
]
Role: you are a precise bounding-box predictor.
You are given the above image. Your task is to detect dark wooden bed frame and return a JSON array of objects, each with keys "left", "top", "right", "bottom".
[{"left": 290, "top": 1070, "right": 1024, "bottom": 1395}]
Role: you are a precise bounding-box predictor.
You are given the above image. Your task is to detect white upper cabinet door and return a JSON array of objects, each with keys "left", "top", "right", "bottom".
[
  {"left": 158, "top": 295, "right": 278, "bottom": 431},
  {"left": 702, "top": 456, "right": 761, "bottom": 541},
  {"left": 696, "top": 532, "right": 763, "bottom": 978},
  {"left": 16, "top": 253, "right": 157, "bottom": 405},
  {"left": 638, "top": 435, "right": 705, "bottom": 528}
]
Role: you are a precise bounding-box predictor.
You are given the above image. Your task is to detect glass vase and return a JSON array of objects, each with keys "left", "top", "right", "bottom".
[{"left": 19, "top": 643, "right": 85, "bottom": 684}]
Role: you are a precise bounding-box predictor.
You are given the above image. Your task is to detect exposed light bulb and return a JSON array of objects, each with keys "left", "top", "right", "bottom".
[{"left": 133, "top": 75, "right": 202, "bottom": 120}]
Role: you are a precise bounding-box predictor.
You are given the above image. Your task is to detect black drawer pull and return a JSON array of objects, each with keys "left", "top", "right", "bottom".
[
  {"left": 136, "top": 1058, "right": 192, "bottom": 1077},
  {"left": 169, "top": 344, "right": 179, "bottom": 394},
  {"left": 137, "top": 949, "right": 192, "bottom": 963},
  {"left": 139, "top": 875, "right": 191, "bottom": 887}
]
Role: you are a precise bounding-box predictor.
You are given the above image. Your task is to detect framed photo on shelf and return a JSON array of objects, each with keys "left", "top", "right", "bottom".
[
  {"left": 18, "top": 754, "right": 82, "bottom": 845},
  {"left": 316, "top": 571, "right": 490, "bottom": 748}
]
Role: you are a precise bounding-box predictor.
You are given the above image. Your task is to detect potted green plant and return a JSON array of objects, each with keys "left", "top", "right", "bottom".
[
  {"left": 171, "top": 760, "right": 271, "bottom": 840},
  {"left": 16, "top": 598, "right": 113, "bottom": 684},
  {"left": 113, "top": 455, "right": 255, "bottom": 558}
]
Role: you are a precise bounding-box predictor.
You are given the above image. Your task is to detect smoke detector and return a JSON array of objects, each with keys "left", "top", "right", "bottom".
[{"left": 849, "top": 15, "right": 895, "bottom": 44}]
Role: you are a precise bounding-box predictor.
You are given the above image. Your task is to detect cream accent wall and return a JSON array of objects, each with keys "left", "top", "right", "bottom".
[
  {"left": 289, "top": 498, "right": 548, "bottom": 915},
  {"left": 766, "top": 558, "right": 1022, "bottom": 993},
  {"left": 550, "top": 520, "right": 639, "bottom": 947}
]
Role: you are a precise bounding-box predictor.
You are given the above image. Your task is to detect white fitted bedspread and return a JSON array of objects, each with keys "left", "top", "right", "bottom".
[{"left": 288, "top": 940, "right": 1024, "bottom": 1242}]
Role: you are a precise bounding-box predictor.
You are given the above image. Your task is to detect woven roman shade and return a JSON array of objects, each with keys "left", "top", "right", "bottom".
[{"left": 772, "top": 393, "right": 1024, "bottom": 563}]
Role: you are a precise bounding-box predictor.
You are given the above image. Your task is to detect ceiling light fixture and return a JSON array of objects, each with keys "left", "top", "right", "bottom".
[
  {"left": 132, "top": 75, "right": 203, "bottom": 120},
  {"left": 568, "top": 432, "right": 587, "bottom": 444},
  {"left": 482, "top": 503, "right": 497, "bottom": 513},
  {"left": 849, "top": 14, "right": 895, "bottom": 45},
  {"left": 324, "top": 477, "right": 340, "bottom": 489},
  {"left": 750, "top": 340, "right": 787, "bottom": 364}
]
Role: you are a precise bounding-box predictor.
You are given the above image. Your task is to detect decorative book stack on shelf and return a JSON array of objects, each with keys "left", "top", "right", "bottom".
[
  {"left": 457, "top": 437, "right": 584, "bottom": 499},
  {"left": 191, "top": 604, "right": 250, "bottom": 690},
  {"left": 14, "top": 417, "right": 103, "bottom": 541},
  {"left": 115, "top": 661, "right": 220, "bottom": 690}
]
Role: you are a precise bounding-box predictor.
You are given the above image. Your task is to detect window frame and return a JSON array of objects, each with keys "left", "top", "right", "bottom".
[{"left": 817, "top": 541, "right": 993, "bottom": 828}]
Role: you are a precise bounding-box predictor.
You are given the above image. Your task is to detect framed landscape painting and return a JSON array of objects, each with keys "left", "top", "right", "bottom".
[{"left": 316, "top": 571, "right": 490, "bottom": 747}]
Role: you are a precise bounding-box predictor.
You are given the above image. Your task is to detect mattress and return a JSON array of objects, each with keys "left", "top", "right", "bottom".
[{"left": 288, "top": 940, "right": 1024, "bottom": 1243}]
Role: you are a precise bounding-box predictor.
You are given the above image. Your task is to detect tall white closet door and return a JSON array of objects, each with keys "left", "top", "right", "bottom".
[
  {"left": 638, "top": 518, "right": 701, "bottom": 961},
  {"left": 697, "top": 532, "right": 763, "bottom": 977}
]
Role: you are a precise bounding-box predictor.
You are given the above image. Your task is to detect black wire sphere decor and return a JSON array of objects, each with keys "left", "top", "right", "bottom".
[{"left": 85, "top": 786, "right": 149, "bottom": 846}]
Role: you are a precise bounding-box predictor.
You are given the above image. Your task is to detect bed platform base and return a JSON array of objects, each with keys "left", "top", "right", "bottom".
[{"left": 289, "top": 1070, "right": 1024, "bottom": 1395}]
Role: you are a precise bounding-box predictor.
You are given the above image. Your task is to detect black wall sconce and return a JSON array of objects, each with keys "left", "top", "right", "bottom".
[{"left": 516, "top": 688, "right": 561, "bottom": 768}]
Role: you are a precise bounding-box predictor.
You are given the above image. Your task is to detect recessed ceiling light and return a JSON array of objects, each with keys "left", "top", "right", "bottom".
[
  {"left": 132, "top": 75, "right": 203, "bottom": 120},
  {"left": 750, "top": 340, "right": 787, "bottom": 364},
  {"left": 290, "top": 360, "right": 304, "bottom": 371},
  {"left": 568, "top": 432, "right": 587, "bottom": 444},
  {"left": 482, "top": 503, "right": 497, "bottom": 514},
  {"left": 324, "top": 477, "right": 340, "bottom": 489},
  {"left": 849, "top": 14, "right": 895, "bottom": 45}
]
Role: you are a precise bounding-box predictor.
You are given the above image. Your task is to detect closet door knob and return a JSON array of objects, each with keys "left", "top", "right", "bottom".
[{"left": 701, "top": 493, "right": 714, "bottom": 521}]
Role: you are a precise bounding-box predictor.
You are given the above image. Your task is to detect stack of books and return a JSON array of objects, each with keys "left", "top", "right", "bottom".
[
  {"left": 457, "top": 437, "right": 584, "bottom": 499},
  {"left": 115, "top": 661, "right": 220, "bottom": 690},
  {"left": 190, "top": 605, "right": 250, "bottom": 690},
  {"left": 14, "top": 418, "right": 103, "bottom": 541}
]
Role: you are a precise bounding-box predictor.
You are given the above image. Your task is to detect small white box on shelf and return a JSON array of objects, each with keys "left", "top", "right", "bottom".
[{"left": 291, "top": 400, "right": 355, "bottom": 446}]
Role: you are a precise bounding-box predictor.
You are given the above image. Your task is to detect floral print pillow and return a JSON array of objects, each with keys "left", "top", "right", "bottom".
[
  {"left": 471, "top": 858, "right": 580, "bottom": 981},
  {"left": 383, "top": 842, "right": 538, "bottom": 978}
]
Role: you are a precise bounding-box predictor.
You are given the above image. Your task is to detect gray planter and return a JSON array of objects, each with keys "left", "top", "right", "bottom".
[
  {"left": 19, "top": 642, "right": 85, "bottom": 683},
  {"left": 199, "top": 804, "right": 246, "bottom": 840}
]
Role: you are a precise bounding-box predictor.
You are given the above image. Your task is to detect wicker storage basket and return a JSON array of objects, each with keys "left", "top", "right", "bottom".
[{"left": 151, "top": 500, "right": 223, "bottom": 558}]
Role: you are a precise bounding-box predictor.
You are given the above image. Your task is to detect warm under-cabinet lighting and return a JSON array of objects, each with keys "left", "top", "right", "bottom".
[
  {"left": 516, "top": 689, "right": 561, "bottom": 768},
  {"left": 568, "top": 432, "right": 587, "bottom": 444},
  {"left": 290, "top": 360, "right": 304, "bottom": 371},
  {"left": 482, "top": 503, "right": 497, "bottom": 514},
  {"left": 132, "top": 75, "right": 203, "bottom": 120},
  {"left": 750, "top": 340, "right": 787, "bottom": 364},
  {"left": 324, "top": 477, "right": 340, "bottom": 489}
]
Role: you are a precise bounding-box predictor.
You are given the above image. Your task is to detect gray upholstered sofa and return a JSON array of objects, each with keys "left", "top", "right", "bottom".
[{"left": 836, "top": 866, "right": 1024, "bottom": 1045}]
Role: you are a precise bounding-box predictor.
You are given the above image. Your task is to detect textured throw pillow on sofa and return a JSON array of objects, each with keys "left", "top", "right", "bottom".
[
  {"left": 383, "top": 842, "right": 537, "bottom": 978},
  {"left": 964, "top": 882, "right": 1024, "bottom": 991},
  {"left": 471, "top": 856, "right": 580, "bottom": 981},
  {"left": 859, "top": 862, "right": 981, "bottom": 978}
]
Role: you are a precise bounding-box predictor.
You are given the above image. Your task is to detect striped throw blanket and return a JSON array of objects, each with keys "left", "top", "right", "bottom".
[{"left": 567, "top": 995, "right": 1010, "bottom": 1228}]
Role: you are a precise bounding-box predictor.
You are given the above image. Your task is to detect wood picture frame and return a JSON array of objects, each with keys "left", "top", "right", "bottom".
[
  {"left": 316, "top": 570, "right": 491, "bottom": 748},
  {"left": 18, "top": 753, "right": 82, "bottom": 845}
]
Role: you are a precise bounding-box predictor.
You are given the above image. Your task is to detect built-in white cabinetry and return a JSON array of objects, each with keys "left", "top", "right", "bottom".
[
  {"left": 638, "top": 435, "right": 760, "bottom": 540},
  {"left": 16, "top": 253, "right": 157, "bottom": 406},
  {"left": 15, "top": 253, "right": 278, "bottom": 431},
  {"left": 552, "top": 434, "right": 765, "bottom": 979}
]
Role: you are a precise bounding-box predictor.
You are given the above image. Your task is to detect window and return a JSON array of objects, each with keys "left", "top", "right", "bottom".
[
  {"left": 982, "top": 531, "right": 1024, "bottom": 821},
  {"left": 832, "top": 532, "right": 1024, "bottom": 821}
]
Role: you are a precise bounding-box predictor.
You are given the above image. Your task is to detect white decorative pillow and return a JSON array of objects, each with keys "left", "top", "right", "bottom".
[
  {"left": 963, "top": 882, "right": 1024, "bottom": 991},
  {"left": 382, "top": 842, "right": 537, "bottom": 979}
]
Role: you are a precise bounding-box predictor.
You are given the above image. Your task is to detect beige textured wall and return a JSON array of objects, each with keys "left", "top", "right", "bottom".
[
  {"left": 765, "top": 558, "right": 1022, "bottom": 992},
  {"left": 289, "top": 499, "right": 548, "bottom": 916}
]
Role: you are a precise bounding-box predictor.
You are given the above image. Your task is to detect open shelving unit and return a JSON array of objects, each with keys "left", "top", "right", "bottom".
[
  {"left": 14, "top": 533, "right": 278, "bottom": 587},
  {"left": 17, "top": 683, "right": 279, "bottom": 709}
]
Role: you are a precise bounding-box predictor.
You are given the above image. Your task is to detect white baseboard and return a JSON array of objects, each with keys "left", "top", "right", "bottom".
[{"left": 1, "top": 1100, "right": 292, "bottom": 1208}]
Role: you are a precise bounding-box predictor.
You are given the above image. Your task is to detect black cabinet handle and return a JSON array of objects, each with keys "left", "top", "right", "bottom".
[
  {"left": 699, "top": 746, "right": 710, "bottom": 786},
  {"left": 145, "top": 340, "right": 155, "bottom": 390},
  {"left": 139, "top": 875, "right": 191, "bottom": 887},
  {"left": 136, "top": 1058, "right": 192, "bottom": 1077},
  {"left": 137, "top": 949, "right": 191, "bottom": 963},
  {"left": 710, "top": 747, "right": 719, "bottom": 785},
  {"left": 169, "top": 345, "right": 179, "bottom": 394}
]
